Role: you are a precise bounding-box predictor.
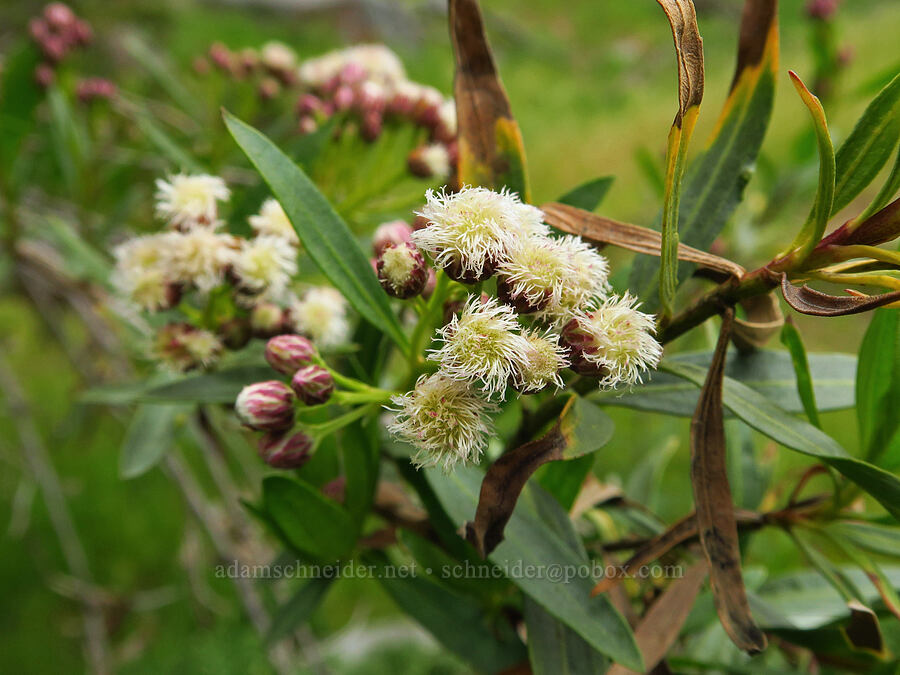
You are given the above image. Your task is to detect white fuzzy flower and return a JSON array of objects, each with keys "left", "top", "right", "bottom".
[
  {"left": 388, "top": 373, "right": 497, "bottom": 470},
  {"left": 111, "top": 233, "right": 176, "bottom": 311},
  {"left": 260, "top": 41, "right": 297, "bottom": 72},
  {"left": 154, "top": 174, "right": 230, "bottom": 228},
  {"left": 291, "top": 287, "right": 351, "bottom": 348},
  {"left": 299, "top": 44, "right": 406, "bottom": 88},
  {"left": 514, "top": 330, "right": 569, "bottom": 393},
  {"left": 413, "top": 186, "right": 548, "bottom": 282},
  {"left": 497, "top": 234, "right": 609, "bottom": 318},
  {"left": 561, "top": 294, "right": 662, "bottom": 388},
  {"left": 430, "top": 295, "right": 529, "bottom": 398},
  {"left": 249, "top": 199, "right": 298, "bottom": 245},
  {"left": 168, "top": 228, "right": 238, "bottom": 293},
  {"left": 233, "top": 235, "right": 298, "bottom": 298},
  {"left": 437, "top": 99, "right": 457, "bottom": 135},
  {"left": 409, "top": 143, "right": 451, "bottom": 178}
]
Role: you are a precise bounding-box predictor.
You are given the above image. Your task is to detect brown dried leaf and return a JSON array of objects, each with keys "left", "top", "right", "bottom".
[
  {"left": 542, "top": 202, "right": 744, "bottom": 279},
  {"left": 465, "top": 396, "right": 613, "bottom": 557},
  {"left": 691, "top": 308, "right": 767, "bottom": 653},
  {"left": 844, "top": 600, "right": 885, "bottom": 653},
  {"left": 592, "top": 513, "right": 699, "bottom": 596},
  {"left": 730, "top": 0, "right": 778, "bottom": 92},
  {"left": 732, "top": 291, "right": 784, "bottom": 352},
  {"left": 655, "top": 0, "right": 705, "bottom": 128},
  {"left": 450, "top": 0, "right": 529, "bottom": 198},
  {"left": 606, "top": 561, "right": 709, "bottom": 675},
  {"left": 780, "top": 273, "right": 900, "bottom": 316}
]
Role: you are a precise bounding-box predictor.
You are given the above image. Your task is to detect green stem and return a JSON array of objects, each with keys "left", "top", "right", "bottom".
[
  {"left": 407, "top": 270, "right": 450, "bottom": 376},
  {"left": 332, "top": 389, "right": 396, "bottom": 406},
  {"left": 307, "top": 404, "right": 378, "bottom": 438}
]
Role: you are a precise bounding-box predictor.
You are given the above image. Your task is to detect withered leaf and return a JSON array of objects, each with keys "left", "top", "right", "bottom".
[
  {"left": 732, "top": 291, "right": 784, "bottom": 352},
  {"left": 606, "top": 561, "right": 708, "bottom": 675},
  {"left": 655, "top": 0, "right": 705, "bottom": 128},
  {"left": 780, "top": 273, "right": 900, "bottom": 316},
  {"left": 730, "top": 0, "right": 778, "bottom": 91},
  {"left": 844, "top": 600, "right": 885, "bottom": 654},
  {"left": 465, "top": 396, "right": 612, "bottom": 557},
  {"left": 691, "top": 309, "right": 767, "bottom": 653},
  {"left": 541, "top": 202, "right": 744, "bottom": 280},
  {"left": 450, "top": 0, "right": 529, "bottom": 198}
]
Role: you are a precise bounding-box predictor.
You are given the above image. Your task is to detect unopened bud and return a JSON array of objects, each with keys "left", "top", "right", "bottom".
[
  {"left": 265, "top": 334, "right": 316, "bottom": 375},
  {"left": 361, "top": 109, "right": 382, "bottom": 142},
  {"left": 296, "top": 93, "right": 323, "bottom": 117},
  {"left": 298, "top": 115, "right": 318, "bottom": 135},
  {"left": 497, "top": 275, "right": 550, "bottom": 314},
  {"left": 235, "top": 380, "right": 295, "bottom": 431},
  {"left": 76, "top": 77, "right": 117, "bottom": 103},
  {"left": 258, "top": 430, "right": 313, "bottom": 469},
  {"left": 44, "top": 3, "right": 76, "bottom": 30},
  {"left": 258, "top": 76, "right": 281, "bottom": 101},
  {"left": 372, "top": 220, "right": 413, "bottom": 256},
  {"left": 377, "top": 242, "right": 428, "bottom": 299},
  {"left": 333, "top": 85, "right": 354, "bottom": 111},
  {"left": 34, "top": 63, "right": 55, "bottom": 88},
  {"left": 407, "top": 143, "right": 451, "bottom": 178},
  {"left": 338, "top": 62, "right": 366, "bottom": 86},
  {"left": 250, "top": 302, "right": 287, "bottom": 338},
  {"left": 208, "top": 42, "right": 234, "bottom": 74},
  {"left": 290, "top": 365, "right": 334, "bottom": 405}
]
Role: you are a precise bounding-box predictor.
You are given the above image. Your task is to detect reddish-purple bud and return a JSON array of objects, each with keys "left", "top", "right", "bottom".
[
  {"left": 361, "top": 109, "right": 382, "bottom": 142},
  {"left": 265, "top": 334, "right": 316, "bottom": 375},
  {"left": 71, "top": 19, "right": 92, "bottom": 46},
  {"left": 258, "top": 77, "right": 281, "bottom": 101},
  {"left": 34, "top": 63, "right": 55, "bottom": 88},
  {"left": 497, "top": 276, "right": 550, "bottom": 314},
  {"left": 258, "top": 430, "right": 313, "bottom": 469},
  {"left": 208, "top": 42, "right": 234, "bottom": 73},
  {"left": 297, "top": 115, "right": 318, "bottom": 135},
  {"left": 338, "top": 62, "right": 366, "bottom": 86},
  {"left": 291, "top": 365, "right": 334, "bottom": 405},
  {"left": 560, "top": 317, "right": 607, "bottom": 378},
  {"left": 444, "top": 256, "right": 495, "bottom": 284},
  {"left": 40, "top": 35, "right": 68, "bottom": 63},
  {"left": 806, "top": 0, "right": 838, "bottom": 20},
  {"left": 372, "top": 220, "right": 413, "bottom": 256},
  {"left": 333, "top": 85, "right": 354, "bottom": 111},
  {"left": 377, "top": 242, "right": 428, "bottom": 299},
  {"left": 29, "top": 18, "right": 50, "bottom": 43},
  {"left": 235, "top": 380, "right": 295, "bottom": 431},
  {"left": 296, "top": 93, "right": 322, "bottom": 117},
  {"left": 44, "top": 3, "right": 76, "bottom": 30},
  {"left": 75, "top": 77, "right": 117, "bottom": 103},
  {"left": 322, "top": 476, "right": 346, "bottom": 502}
]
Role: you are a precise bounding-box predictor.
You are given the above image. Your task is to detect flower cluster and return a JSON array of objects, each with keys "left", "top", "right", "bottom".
[
  {"left": 388, "top": 186, "right": 662, "bottom": 470},
  {"left": 196, "top": 41, "right": 455, "bottom": 179},
  {"left": 28, "top": 2, "right": 114, "bottom": 99},
  {"left": 111, "top": 173, "right": 351, "bottom": 371},
  {"left": 235, "top": 335, "right": 335, "bottom": 469}
]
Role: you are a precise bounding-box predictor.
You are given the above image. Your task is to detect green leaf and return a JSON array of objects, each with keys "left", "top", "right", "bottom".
[
  {"left": 662, "top": 360, "right": 900, "bottom": 520},
  {"left": 0, "top": 43, "right": 42, "bottom": 181},
  {"left": 134, "top": 111, "right": 204, "bottom": 173},
  {"left": 425, "top": 466, "right": 643, "bottom": 670},
  {"left": 364, "top": 551, "right": 526, "bottom": 673},
  {"left": 855, "top": 140, "right": 900, "bottom": 225},
  {"left": 340, "top": 421, "right": 379, "bottom": 523},
  {"left": 557, "top": 176, "right": 614, "bottom": 212},
  {"left": 629, "top": 3, "right": 777, "bottom": 306},
  {"left": 109, "top": 366, "right": 271, "bottom": 405},
  {"left": 41, "top": 215, "right": 112, "bottom": 284},
  {"left": 262, "top": 476, "right": 356, "bottom": 560},
  {"left": 524, "top": 596, "right": 608, "bottom": 675},
  {"left": 266, "top": 577, "right": 333, "bottom": 644},
  {"left": 829, "top": 521, "right": 900, "bottom": 558},
  {"left": 781, "top": 72, "right": 835, "bottom": 264},
  {"left": 856, "top": 309, "right": 900, "bottom": 465},
  {"left": 223, "top": 111, "right": 409, "bottom": 352},
  {"left": 119, "top": 404, "right": 182, "bottom": 479},
  {"left": 780, "top": 321, "right": 821, "bottom": 428},
  {"left": 594, "top": 349, "right": 856, "bottom": 418},
  {"left": 122, "top": 34, "right": 199, "bottom": 117},
  {"left": 537, "top": 454, "right": 594, "bottom": 510},
  {"left": 832, "top": 71, "right": 900, "bottom": 216}
]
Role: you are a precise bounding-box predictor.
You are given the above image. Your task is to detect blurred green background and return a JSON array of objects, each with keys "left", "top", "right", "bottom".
[{"left": 1, "top": 0, "right": 898, "bottom": 672}]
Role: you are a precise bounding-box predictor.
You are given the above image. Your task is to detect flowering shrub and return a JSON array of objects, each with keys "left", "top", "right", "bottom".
[{"left": 4, "top": 0, "right": 900, "bottom": 673}]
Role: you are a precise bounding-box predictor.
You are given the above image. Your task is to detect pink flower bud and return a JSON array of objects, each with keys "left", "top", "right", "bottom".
[
  {"left": 333, "top": 85, "right": 354, "bottom": 111},
  {"left": 377, "top": 242, "right": 428, "bottom": 299},
  {"left": 265, "top": 334, "right": 316, "bottom": 375},
  {"left": 71, "top": 19, "right": 92, "bottom": 46},
  {"left": 291, "top": 365, "right": 334, "bottom": 405},
  {"left": 235, "top": 380, "right": 295, "bottom": 431},
  {"left": 258, "top": 430, "right": 313, "bottom": 469},
  {"left": 34, "top": 63, "right": 55, "bottom": 88},
  {"left": 322, "top": 476, "right": 346, "bottom": 502},
  {"left": 372, "top": 220, "right": 413, "bottom": 256},
  {"left": 338, "top": 62, "right": 366, "bottom": 86},
  {"left": 560, "top": 317, "right": 607, "bottom": 378},
  {"left": 192, "top": 56, "right": 211, "bottom": 76},
  {"left": 75, "top": 77, "right": 117, "bottom": 103},
  {"left": 208, "top": 42, "right": 234, "bottom": 74},
  {"left": 40, "top": 35, "right": 68, "bottom": 63},
  {"left": 29, "top": 18, "right": 50, "bottom": 43},
  {"left": 297, "top": 115, "right": 318, "bottom": 135},
  {"left": 296, "top": 93, "right": 322, "bottom": 117},
  {"left": 258, "top": 77, "right": 281, "bottom": 101},
  {"left": 44, "top": 3, "right": 76, "bottom": 30},
  {"left": 361, "top": 109, "right": 382, "bottom": 142}
]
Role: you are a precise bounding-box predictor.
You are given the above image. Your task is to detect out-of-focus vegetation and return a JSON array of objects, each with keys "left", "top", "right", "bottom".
[{"left": 1, "top": 1, "right": 899, "bottom": 673}]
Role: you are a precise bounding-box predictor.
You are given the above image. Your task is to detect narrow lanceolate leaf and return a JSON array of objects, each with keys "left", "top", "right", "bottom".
[
  {"left": 832, "top": 71, "right": 900, "bottom": 216},
  {"left": 780, "top": 273, "right": 900, "bottom": 317},
  {"left": 630, "top": 0, "right": 777, "bottom": 307},
  {"left": 262, "top": 476, "right": 356, "bottom": 561},
  {"left": 556, "top": 176, "right": 614, "bottom": 212},
  {"left": 690, "top": 310, "right": 767, "bottom": 653},
  {"left": 524, "top": 597, "right": 608, "bottom": 675},
  {"left": 856, "top": 310, "right": 900, "bottom": 464},
  {"left": 855, "top": 142, "right": 900, "bottom": 225},
  {"left": 779, "top": 320, "right": 821, "bottom": 427},
  {"left": 655, "top": 0, "right": 705, "bottom": 315},
  {"left": 426, "top": 467, "right": 643, "bottom": 670},
  {"left": 0, "top": 43, "right": 42, "bottom": 179},
  {"left": 662, "top": 359, "right": 900, "bottom": 520},
  {"left": 266, "top": 577, "right": 333, "bottom": 644},
  {"left": 465, "top": 396, "right": 613, "bottom": 556},
  {"left": 450, "top": 0, "right": 529, "bottom": 198},
  {"left": 119, "top": 404, "right": 182, "bottom": 479},
  {"left": 223, "top": 111, "right": 409, "bottom": 352},
  {"left": 607, "top": 561, "right": 709, "bottom": 675},
  {"left": 782, "top": 72, "right": 836, "bottom": 264},
  {"left": 366, "top": 552, "right": 527, "bottom": 673},
  {"left": 542, "top": 202, "right": 744, "bottom": 280}
]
